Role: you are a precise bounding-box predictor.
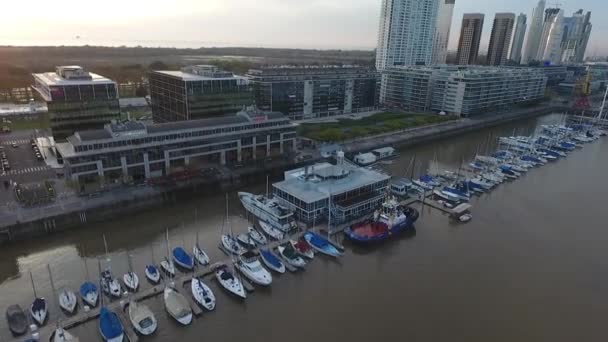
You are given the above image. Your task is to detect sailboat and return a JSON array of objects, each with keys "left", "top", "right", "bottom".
[
  {"left": 79, "top": 254, "right": 98, "bottom": 308},
  {"left": 221, "top": 194, "right": 246, "bottom": 255},
  {"left": 172, "top": 246, "right": 194, "bottom": 270},
  {"left": 193, "top": 230, "right": 210, "bottom": 266},
  {"left": 58, "top": 288, "right": 78, "bottom": 314},
  {"left": 236, "top": 233, "right": 257, "bottom": 249},
  {"left": 247, "top": 226, "right": 267, "bottom": 246},
  {"left": 160, "top": 230, "right": 176, "bottom": 277},
  {"left": 145, "top": 245, "right": 161, "bottom": 284},
  {"left": 235, "top": 251, "right": 272, "bottom": 286},
  {"left": 162, "top": 229, "right": 193, "bottom": 326},
  {"left": 191, "top": 277, "right": 216, "bottom": 311},
  {"left": 100, "top": 235, "right": 122, "bottom": 298},
  {"left": 48, "top": 264, "right": 80, "bottom": 341},
  {"left": 122, "top": 252, "right": 139, "bottom": 292},
  {"left": 98, "top": 307, "right": 124, "bottom": 342},
  {"left": 215, "top": 264, "right": 246, "bottom": 299},
  {"left": 278, "top": 244, "right": 307, "bottom": 268},
  {"left": 304, "top": 232, "right": 341, "bottom": 257},
  {"left": 259, "top": 249, "right": 286, "bottom": 274},
  {"left": 28, "top": 271, "right": 47, "bottom": 326},
  {"left": 290, "top": 238, "right": 315, "bottom": 259},
  {"left": 128, "top": 300, "right": 157, "bottom": 336}
]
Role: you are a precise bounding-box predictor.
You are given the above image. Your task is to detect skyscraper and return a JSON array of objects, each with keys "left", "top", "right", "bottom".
[
  {"left": 431, "top": 0, "right": 456, "bottom": 65},
  {"left": 537, "top": 8, "right": 564, "bottom": 65},
  {"left": 509, "top": 13, "right": 527, "bottom": 63},
  {"left": 456, "top": 13, "right": 485, "bottom": 65},
  {"left": 521, "top": 0, "right": 546, "bottom": 65},
  {"left": 561, "top": 10, "right": 592, "bottom": 63},
  {"left": 487, "top": 13, "right": 516, "bottom": 66},
  {"left": 376, "top": 0, "right": 440, "bottom": 70}
]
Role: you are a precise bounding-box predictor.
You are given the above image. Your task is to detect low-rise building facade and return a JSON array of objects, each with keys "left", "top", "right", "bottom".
[{"left": 56, "top": 108, "right": 296, "bottom": 184}]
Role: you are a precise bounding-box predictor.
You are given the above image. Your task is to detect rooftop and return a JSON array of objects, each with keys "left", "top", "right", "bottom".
[
  {"left": 273, "top": 161, "right": 390, "bottom": 203},
  {"left": 152, "top": 65, "right": 249, "bottom": 82},
  {"left": 33, "top": 66, "right": 114, "bottom": 86}
]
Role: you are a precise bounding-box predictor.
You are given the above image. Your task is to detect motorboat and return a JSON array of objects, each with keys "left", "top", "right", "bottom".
[
  {"left": 98, "top": 307, "right": 124, "bottom": 342},
  {"left": 215, "top": 264, "right": 246, "bottom": 299},
  {"left": 193, "top": 243, "right": 210, "bottom": 266},
  {"left": 390, "top": 178, "right": 412, "bottom": 197},
  {"left": 30, "top": 297, "right": 47, "bottom": 325},
  {"left": 6, "top": 304, "right": 27, "bottom": 336},
  {"left": 79, "top": 281, "right": 99, "bottom": 307},
  {"left": 238, "top": 191, "right": 297, "bottom": 233},
  {"left": 303, "top": 232, "right": 342, "bottom": 257},
  {"left": 411, "top": 179, "right": 434, "bottom": 191},
  {"left": 344, "top": 197, "right": 419, "bottom": 244},
  {"left": 259, "top": 249, "right": 286, "bottom": 274},
  {"left": 164, "top": 287, "right": 193, "bottom": 326},
  {"left": 290, "top": 238, "right": 315, "bottom": 259},
  {"left": 160, "top": 258, "right": 175, "bottom": 277},
  {"left": 128, "top": 300, "right": 157, "bottom": 336},
  {"left": 450, "top": 203, "right": 473, "bottom": 224},
  {"left": 236, "top": 233, "right": 257, "bottom": 250},
  {"left": 247, "top": 226, "right": 268, "bottom": 246},
  {"left": 277, "top": 245, "right": 306, "bottom": 268},
  {"left": 51, "top": 327, "right": 79, "bottom": 342},
  {"left": 58, "top": 289, "right": 78, "bottom": 314},
  {"left": 101, "top": 270, "right": 122, "bottom": 298},
  {"left": 172, "top": 247, "right": 194, "bottom": 270},
  {"left": 258, "top": 220, "right": 284, "bottom": 240},
  {"left": 122, "top": 271, "right": 139, "bottom": 292},
  {"left": 191, "top": 277, "right": 216, "bottom": 311},
  {"left": 221, "top": 234, "right": 246, "bottom": 255},
  {"left": 235, "top": 252, "right": 272, "bottom": 286},
  {"left": 144, "top": 265, "right": 161, "bottom": 284}
]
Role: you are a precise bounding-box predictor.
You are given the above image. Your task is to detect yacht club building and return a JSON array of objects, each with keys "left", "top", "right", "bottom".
[
  {"left": 272, "top": 153, "right": 390, "bottom": 224},
  {"left": 56, "top": 108, "right": 296, "bottom": 184}
]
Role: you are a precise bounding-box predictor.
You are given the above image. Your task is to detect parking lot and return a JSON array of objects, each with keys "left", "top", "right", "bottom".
[{"left": 0, "top": 130, "right": 54, "bottom": 183}]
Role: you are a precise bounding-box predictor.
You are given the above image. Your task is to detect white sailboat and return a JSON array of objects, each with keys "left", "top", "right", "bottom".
[
  {"left": 58, "top": 289, "right": 78, "bottom": 314},
  {"left": 100, "top": 234, "right": 122, "bottom": 298},
  {"left": 122, "top": 252, "right": 139, "bottom": 292},
  {"left": 48, "top": 264, "right": 80, "bottom": 341},
  {"left": 277, "top": 245, "right": 307, "bottom": 268},
  {"left": 162, "top": 229, "right": 193, "bottom": 326},
  {"left": 247, "top": 226, "right": 267, "bottom": 245},
  {"left": 191, "top": 277, "right": 216, "bottom": 311},
  {"left": 128, "top": 300, "right": 157, "bottom": 336},
  {"left": 160, "top": 230, "right": 176, "bottom": 276},
  {"left": 220, "top": 194, "right": 246, "bottom": 255},
  {"left": 215, "top": 264, "right": 246, "bottom": 299},
  {"left": 29, "top": 271, "right": 47, "bottom": 326},
  {"left": 193, "top": 229, "right": 210, "bottom": 266}
]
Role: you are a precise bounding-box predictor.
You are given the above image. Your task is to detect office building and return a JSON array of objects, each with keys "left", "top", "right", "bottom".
[
  {"left": 32, "top": 66, "right": 120, "bottom": 141},
  {"left": 56, "top": 107, "right": 296, "bottom": 184},
  {"left": 561, "top": 10, "right": 592, "bottom": 64},
  {"left": 272, "top": 156, "right": 390, "bottom": 224},
  {"left": 509, "top": 14, "right": 527, "bottom": 63},
  {"left": 431, "top": 0, "right": 456, "bottom": 65},
  {"left": 376, "top": 0, "right": 440, "bottom": 70},
  {"left": 246, "top": 66, "right": 379, "bottom": 121},
  {"left": 521, "top": 0, "right": 546, "bottom": 64},
  {"left": 149, "top": 65, "right": 252, "bottom": 123},
  {"left": 487, "top": 13, "right": 516, "bottom": 66},
  {"left": 379, "top": 65, "right": 547, "bottom": 117},
  {"left": 456, "top": 14, "right": 485, "bottom": 65},
  {"left": 537, "top": 8, "right": 564, "bottom": 65},
  {"left": 380, "top": 67, "right": 435, "bottom": 111}
]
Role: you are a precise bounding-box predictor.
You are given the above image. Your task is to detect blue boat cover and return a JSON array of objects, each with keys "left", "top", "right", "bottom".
[
  {"left": 99, "top": 307, "right": 123, "bottom": 339},
  {"left": 79, "top": 282, "right": 97, "bottom": 298},
  {"left": 259, "top": 249, "right": 282, "bottom": 268},
  {"left": 304, "top": 232, "right": 340, "bottom": 256},
  {"left": 172, "top": 247, "right": 193, "bottom": 267},
  {"left": 146, "top": 265, "right": 158, "bottom": 275}
]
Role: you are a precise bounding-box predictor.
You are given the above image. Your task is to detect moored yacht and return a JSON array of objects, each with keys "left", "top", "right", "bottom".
[{"left": 238, "top": 192, "right": 297, "bottom": 234}]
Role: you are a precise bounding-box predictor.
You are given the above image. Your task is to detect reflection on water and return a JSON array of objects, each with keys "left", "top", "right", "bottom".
[{"left": 0, "top": 114, "right": 607, "bottom": 341}]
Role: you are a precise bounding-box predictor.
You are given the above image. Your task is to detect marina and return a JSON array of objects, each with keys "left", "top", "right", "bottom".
[{"left": 0, "top": 113, "right": 606, "bottom": 341}]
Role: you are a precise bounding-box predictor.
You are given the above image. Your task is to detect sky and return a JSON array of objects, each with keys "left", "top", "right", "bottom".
[{"left": 0, "top": 0, "right": 606, "bottom": 55}]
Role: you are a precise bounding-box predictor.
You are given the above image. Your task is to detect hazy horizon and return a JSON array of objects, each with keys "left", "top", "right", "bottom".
[{"left": 0, "top": 0, "right": 606, "bottom": 56}]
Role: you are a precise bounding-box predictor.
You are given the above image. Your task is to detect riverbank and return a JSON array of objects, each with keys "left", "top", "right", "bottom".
[{"left": 0, "top": 105, "right": 567, "bottom": 244}]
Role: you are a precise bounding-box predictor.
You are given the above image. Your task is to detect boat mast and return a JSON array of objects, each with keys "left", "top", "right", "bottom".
[
  {"left": 266, "top": 175, "right": 269, "bottom": 199},
  {"left": 29, "top": 271, "right": 37, "bottom": 299},
  {"left": 102, "top": 234, "right": 110, "bottom": 264},
  {"left": 598, "top": 85, "right": 608, "bottom": 122},
  {"left": 82, "top": 246, "right": 90, "bottom": 282}
]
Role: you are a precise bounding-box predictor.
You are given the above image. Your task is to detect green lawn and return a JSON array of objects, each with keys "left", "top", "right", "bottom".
[
  {"left": 298, "top": 112, "right": 457, "bottom": 142},
  {"left": 3, "top": 115, "right": 50, "bottom": 131}
]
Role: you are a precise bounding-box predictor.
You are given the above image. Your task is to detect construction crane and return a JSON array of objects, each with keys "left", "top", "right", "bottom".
[{"left": 573, "top": 69, "right": 592, "bottom": 114}]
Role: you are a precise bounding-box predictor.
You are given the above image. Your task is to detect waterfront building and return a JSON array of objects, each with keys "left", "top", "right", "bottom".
[
  {"left": 537, "top": 8, "right": 564, "bottom": 65},
  {"left": 380, "top": 67, "right": 435, "bottom": 111},
  {"left": 487, "top": 13, "right": 516, "bottom": 66},
  {"left": 149, "top": 65, "right": 251, "bottom": 123},
  {"left": 380, "top": 65, "right": 547, "bottom": 117},
  {"left": 521, "top": 0, "right": 546, "bottom": 65},
  {"left": 246, "top": 66, "right": 379, "bottom": 121},
  {"left": 375, "top": 0, "right": 439, "bottom": 70},
  {"left": 456, "top": 14, "right": 484, "bottom": 65},
  {"left": 431, "top": 66, "right": 547, "bottom": 116},
  {"left": 272, "top": 154, "right": 390, "bottom": 224},
  {"left": 56, "top": 107, "right": 296, "bottom": 184},
  {"left": 32, "top": 66, "right": 120, "bottom": 141},
  {"left": 561, "top": 10, "right": 592, "bottom": 64},
  {"left": 431, "top": 0, "right": 456, "bottom": 65},
  {"left": 509, "top": 14, "right": 527, "bottom": 64}
]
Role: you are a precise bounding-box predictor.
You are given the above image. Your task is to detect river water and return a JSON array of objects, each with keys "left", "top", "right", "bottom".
[{"left": 1, "top": 114, "right": 607, "bottom": 342}]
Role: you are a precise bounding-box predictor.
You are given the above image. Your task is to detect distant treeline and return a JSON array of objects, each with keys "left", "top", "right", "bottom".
[{"left": 0, "top": 45, "right": 375, "bottom": 90}]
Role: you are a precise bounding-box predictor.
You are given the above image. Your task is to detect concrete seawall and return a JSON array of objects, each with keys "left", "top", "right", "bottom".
[{"left": 0, "top": 106, "right": 566, "bottom": 244}]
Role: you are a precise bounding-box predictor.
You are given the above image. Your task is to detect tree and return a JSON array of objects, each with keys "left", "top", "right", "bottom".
[
  {"left": 135, "top": 85, "right": 148, "bottom": 97},
  {"left": 148, "top": 61, "right": 168, "bottom": 70}
]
